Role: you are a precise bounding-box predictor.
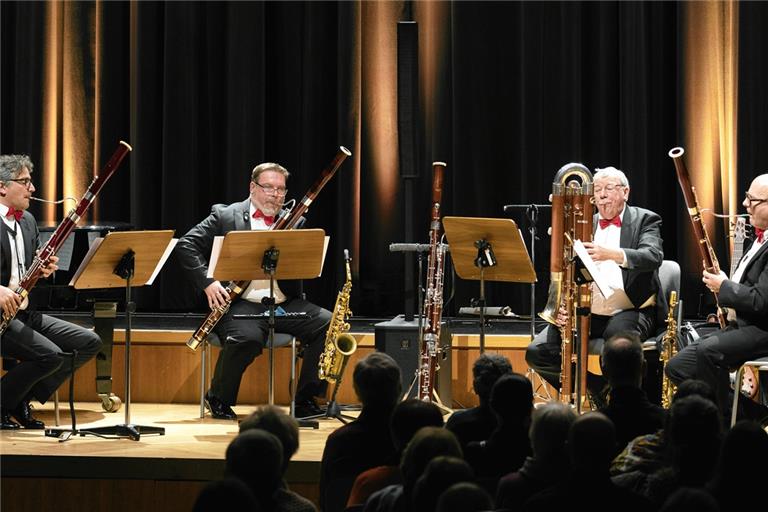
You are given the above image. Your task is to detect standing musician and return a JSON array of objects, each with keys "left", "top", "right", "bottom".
[
  {"left": 666, "top": 174, "right": 768, "bottom": 418},
  {"left": 176, "top": 162, "right": 332, "bottom": 420},
  {"left": 0, "top": 154, "right": 102, "bottom": 430},
  {"left": 526, "top": 166, "right": 664, "bottom": 406}
]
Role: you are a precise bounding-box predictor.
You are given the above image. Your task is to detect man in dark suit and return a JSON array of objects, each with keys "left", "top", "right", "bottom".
[
  {"left": 0, "top": 154, "right": 102, "bottom": 430},
  {"left": 176, "top": 162, "right": 331, "bottom": 420},
  {"left": 526, "top": 166, "right": 664, "bottom": 404},
  {"left": 666, "top": 173, "right": 768, "bottom": 417}
]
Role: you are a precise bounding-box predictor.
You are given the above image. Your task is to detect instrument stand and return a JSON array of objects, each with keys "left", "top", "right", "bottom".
[
  {"left": 46, "top": 230, "right": 175, "bottom": 441},
  {"left": 210, "top": 229, "right": 327, "bottom": 429}
]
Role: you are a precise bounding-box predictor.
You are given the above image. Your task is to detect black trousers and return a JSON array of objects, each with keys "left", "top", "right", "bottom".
[
  {"left": 210, "top": 296, "right": 332, "bottom": 405},
  {"left": 525, "top": 308, "right": 656, "bottom": 395},
  {"left": 1, "top": 310, "right": 102, "bottom": 410}
]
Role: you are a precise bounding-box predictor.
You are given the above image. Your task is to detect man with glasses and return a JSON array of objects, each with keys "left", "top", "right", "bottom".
[
  {"left": 0, "top": 154, "right": 102, "bottom": 430},
  {"left": 666, "top": 174, "right": 768, "bottom": 419},
  {"left": 177, "top": 162, "right": 331, "bottom": 420},
  {"left": 526, "top": 166, "right": 664, "bottom": 408}
]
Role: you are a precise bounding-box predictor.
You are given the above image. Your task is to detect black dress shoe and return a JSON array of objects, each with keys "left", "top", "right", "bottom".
[
  {"left": 9, "top": 401, "right": 45, "bottom": 429},
  {"left": 1, "top": 411, "right": 21, "bottom": 430},
  {"left": 205, "top": 392, "right": 237, "bottom": 420},
  {"left": 294, "top": 399, "right": 324, "bottom": 419}
]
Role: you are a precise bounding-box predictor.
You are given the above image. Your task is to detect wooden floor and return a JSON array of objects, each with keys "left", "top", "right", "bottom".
[{"left": 1, "top": 401, "right": 351, "bottom": 512}]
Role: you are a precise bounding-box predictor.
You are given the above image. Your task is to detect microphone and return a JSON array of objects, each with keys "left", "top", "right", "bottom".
[
  {"left": 389, "top": 243, "right": 450, "bottom": 253},
  {"left": 503, "top": 203, "right": 552, "bottom": 212},
  {"left": 242, "top": 211, "right": 250, "bottom": 223},
  {"left": 458, "top": 306, "right": 515, "bottom": 317}
]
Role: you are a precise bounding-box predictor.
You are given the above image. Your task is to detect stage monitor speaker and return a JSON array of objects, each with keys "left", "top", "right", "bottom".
[{"left": 375, "top": 314, "right": 452, "bottom": 404}]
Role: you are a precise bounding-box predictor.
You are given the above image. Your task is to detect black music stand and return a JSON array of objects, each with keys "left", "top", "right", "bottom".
[
  {"left": 46, "top": 230, "right": 175, "bottom": 441},
  {"left": 443, "top": 217, "right": 536, "bottom": 353},
  {"left": 211, "top": 229, "right": 327, "bottom": 428}
]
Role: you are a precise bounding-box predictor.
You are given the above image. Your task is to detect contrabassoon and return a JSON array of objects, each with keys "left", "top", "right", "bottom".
[
  {"left": 0, "top": 140, "right": 132, "bottom": 334},
  {"left": 417, "top": 162, "right": 447, "bottom": 402},
  {"left": 186, "top": 146, "right": 352, "bottom": 351},
  {"left": 668, "top": 147, "right": 727, "bottom": 328}
]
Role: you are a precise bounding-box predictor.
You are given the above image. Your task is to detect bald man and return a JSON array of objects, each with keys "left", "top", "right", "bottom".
[{"left": 666, "top": 174, "right": 768, "bottom": 417}]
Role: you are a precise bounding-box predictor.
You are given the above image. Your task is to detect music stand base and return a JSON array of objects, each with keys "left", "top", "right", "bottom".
[
  {"left": 47, "top": 424, "right": 166, "bottom": 441},
  {"left": 301, "top": 399, "right": 355, "bottom": 425}
]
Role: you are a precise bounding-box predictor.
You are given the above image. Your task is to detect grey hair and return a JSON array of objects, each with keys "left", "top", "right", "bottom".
[
  {"left": 593, "top": 166, "right": 629, "bottom": 187},
  {"left": 251, "top": 162, "right": 289, "bottom": 183},
  {"left": 0, "top": 154, "right": 34, "bottom": 183}
]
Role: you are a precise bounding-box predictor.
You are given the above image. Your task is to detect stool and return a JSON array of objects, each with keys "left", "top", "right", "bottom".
[
  {"left": 199, "top": 332, "right": 298, "bottom": 418},
  {"left": 730, "top": 357, "right": 768, "bottom": 427}
]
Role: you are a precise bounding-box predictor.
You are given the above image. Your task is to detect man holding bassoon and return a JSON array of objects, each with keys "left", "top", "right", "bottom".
[{"left": 0, "top": 154, "right": 102, "bottom": 430}]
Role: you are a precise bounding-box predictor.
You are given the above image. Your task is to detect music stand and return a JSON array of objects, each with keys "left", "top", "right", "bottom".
[
  {"left": 211, "top": 229, "right": 327, "bottom": 428},
  {"left": 46, "top": 230, "right": 175, "bottom": 441},
  {"left": 443, "top": 217, "right": 536, "bottom": 353}
]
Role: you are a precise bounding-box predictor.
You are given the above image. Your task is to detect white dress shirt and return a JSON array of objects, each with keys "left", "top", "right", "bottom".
[
  {"left": 241, "top": 203, "right": 287, "bottom": 305},
  {"left": 0, "top": 203, "right": 29, "bottom": 310}
]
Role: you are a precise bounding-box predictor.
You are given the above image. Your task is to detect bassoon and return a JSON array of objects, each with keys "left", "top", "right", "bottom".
[
  {"left": 186, "top": 146, "right": 352, "bottom": 351},
  {"left": 417, "top": 162, "right": 447, "bottom": 402},
  {"left": 668, "top": 147, "right": 727, "bottom": 328},
  {"left": 0, "top": 140, "right": 132, "bottom": 335}
]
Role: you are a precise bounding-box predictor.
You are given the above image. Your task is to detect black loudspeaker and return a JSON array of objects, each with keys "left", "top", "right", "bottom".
[
  {"left": 397, "top": 21, "right": 419, "bottom": 178},
  {"left": 374, "top": 314, "right": 452, "bottom": 404}
]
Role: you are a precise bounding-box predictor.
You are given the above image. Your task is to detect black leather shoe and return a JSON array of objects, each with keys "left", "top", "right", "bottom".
[
  {"left": 10, "top": 401, "right": 45, "bottom": 429},
  {"left": 205, "top": 392, "right": 236, "bottom": 420},
  {"left": 1, "top": 411, "right": 21, "bottom": 430},
  {"left": 294, "top": 399, "right": 324, "bottom": 419}
]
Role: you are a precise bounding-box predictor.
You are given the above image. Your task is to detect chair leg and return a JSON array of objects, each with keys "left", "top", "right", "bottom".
[
  {"left": 200, "top": 341, "right": 208, "bottom": 419},
  {"left": 290, "top": 337, "right": 297, "bottom": 417},
  {"left": 731, "top": 365, "right": 744, "bottom": 427},
  {"left": 54, "top": 390, "right": 60, "bottom": 427}
]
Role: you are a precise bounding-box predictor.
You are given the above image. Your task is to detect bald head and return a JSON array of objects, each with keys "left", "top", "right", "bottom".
[{"left": 745, "top": 174, "right": 768, "bottom": 230}]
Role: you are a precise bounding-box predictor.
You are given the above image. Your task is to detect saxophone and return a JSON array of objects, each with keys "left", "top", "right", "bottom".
[
  {"left": 318, "top": 249, "right": 357, "bottom": 383},
  {"left": 660, "top": 291, "right": 679, "bottom": 408}
]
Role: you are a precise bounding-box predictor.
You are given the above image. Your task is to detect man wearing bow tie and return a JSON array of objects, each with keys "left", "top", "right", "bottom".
[
  {"left": 667, "top": 174, "right": 768, "bottom": 418},
  {"left": 177, "top": 162, "right": 331, "bottom": 420},
  {"left": 0, "top": 154, "right": 102, "bottom": 430},
  {"left": 526, "top": 167, "right": 664, "bottom": 407}
]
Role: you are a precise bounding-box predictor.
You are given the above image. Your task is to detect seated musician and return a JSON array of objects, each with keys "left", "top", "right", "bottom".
[
  {"left": 666, "top": 174, "right": 768, "bottom": 419},
  {"left": 176, "top": 162, "right": 331, "bottom": 420},
  {"left": 526, "top": 166, "right": 663, "bottom": 407},
  {"left": 0, "top": 154, "right": 102, "bottom": 430}
]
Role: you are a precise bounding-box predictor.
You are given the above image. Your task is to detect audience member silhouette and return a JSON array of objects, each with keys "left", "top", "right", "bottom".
[
  {"left": 599, "top": 332, "right": 666, "bottom": 456},
  {"left": 237, "top": 405, "right": 317, "bottom": 511},
  {"left": 320, "top": 352, "right": 402, "bottom": 512},
  {"left": 192, "top": 478, "right": 262, "bottom": 512},
  {"left": 613, "top": 395, "right": 722, "bottom": 507},
  {"left": 224, "top": 429, "right": 286, "bottom": 510},
  {"left": 410, "top": 456, "right": 474, "bottom": 512},
  {"left": 445, "top": 353, "right": 512, "bottom": 450},
  {"left": 363, "top": 426, "right": 462, "bottom": 512},
  {"left": 707, "top": 419, "right": 768, "bottom": 510},
  {"left": 611, "top": 379, "right": 715, "bottom": 477},
  {"left": 464, "top": 372, "right": 533, "bottom": 490},
  {"left": 658, "top": 487, "right": 720, "bottom": 512},
  {"left": 523, "top": 412, "right": 654, "bottom": 512},
  {"left": 495, "top": 401, "right": 576, "bottom": 510},
  {"left": 346, "top": 399, "right": 443, "bottom": 509},
  {"left": 435, "top": 482, "right": 493, "bottom": 512}
]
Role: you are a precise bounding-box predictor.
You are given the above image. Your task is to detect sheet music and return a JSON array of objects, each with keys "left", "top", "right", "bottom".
[
  {"left": 68, "top": 237, "right": 104, "bottom": 286},
  {"left": 147, "top": 238, "right": 178, "bottom": 285},
  {"left": 317, "top": 235, "right": 330, "bottom": 277},
  {"left": 39, "top": 231, "right": 75, "bottom": 271},
  {"left": 572, "top": 239, "right": 613, "bottom": 298},
  {"left": 206, "top": 236, "right": 225, "bottom": 279},
  {"left": 573, "top": 239, "right": 635, "bottom": 311}
]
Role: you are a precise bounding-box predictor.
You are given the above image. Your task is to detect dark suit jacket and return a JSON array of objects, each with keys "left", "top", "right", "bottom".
[
  {"left": 0, "top": 211, "right": 39, "bottom": 287},
  {"left": 175, "top": 199, "right": 301, "bottom": 299},
  {"left": 720, "top": 239, "right": 768, "bottom": 332},
  {"left": 593, "top": 205, "right": 664, "bottom": 311}
]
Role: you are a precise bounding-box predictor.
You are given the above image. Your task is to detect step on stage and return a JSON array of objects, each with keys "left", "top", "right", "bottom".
[{"left": 1, "top": 402, "right": 342, "bottom": 512}]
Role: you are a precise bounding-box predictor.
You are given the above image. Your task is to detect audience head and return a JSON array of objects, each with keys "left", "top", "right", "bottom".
[
  {"left": 225, "top": 429, "right": 284, "bottom": 498},
  {"left": 712, "top": 419, "right": 768, "bottom": 495},
  {"left": 601, "top": 332, "right": 644, "bottom": 388},
  {"left": 471, "top": 353, "right": 513, "bottom": 405},
  {"left": 435, "top": 482, "right": 493, "bottom": 512},
  {"left": 239, "top": 404, "right": 299, "bottom": 473},
  {"left": 673, "top": 379, "right": 716, "bottom": 404},
  {"left": 568, "top": 412, "right": 616, "bottom": 474},
  {"left": 400, "top": 426, "right": 462, "bottom": 492},
  {"left": 412, "top": 456, "right": 475, "bottom": 512},
  {"left": 192, "top": 478, "right": 261, "bottom": 512},
  {"left": 665, "top": 395, "right": 722, "bottom": 484},
  {"left": 391, "top": 398, "right": 444, "bottom": 453},
  {"left": 529, "top": 401, "right": 578, "bottom": 461},
  {"left": 488, "top": 372, "right": 533, "bottom": 425},
  {"left": 658, "top": 486, "right": 719, "bottom": 512},
  {"left": 353, "top": 352, "right": 403, "bottom": 410}
]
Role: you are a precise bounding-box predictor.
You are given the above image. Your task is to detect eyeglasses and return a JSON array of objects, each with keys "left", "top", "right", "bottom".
[
  {"left": 254, "top": 182, "right": 287, "bottom": 196},
  {"left": 745, "top": 192, "right": 768, "bottom": 207},
  {"left": 7, "top": 177, "right": 33, "bottom": 190},
  {"left": 593, "top": 184, "right": 624, "bottom": 195}
]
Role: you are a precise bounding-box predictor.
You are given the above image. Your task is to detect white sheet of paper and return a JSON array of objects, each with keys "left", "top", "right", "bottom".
[
  {"left": 39, "top": 231, "right": 75, "bottom": 271},
  {"left": 147, "top": 238, "right": 178, "bottom": 285},
  {"left": 68, "top": 237, "right": 104, "bottom": 286},
  {"left": 206, "top": 236, "right": 225, "bottom": 279},
  {"left": 573, "top": 239, "right": 614, "bottom": 298}
]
